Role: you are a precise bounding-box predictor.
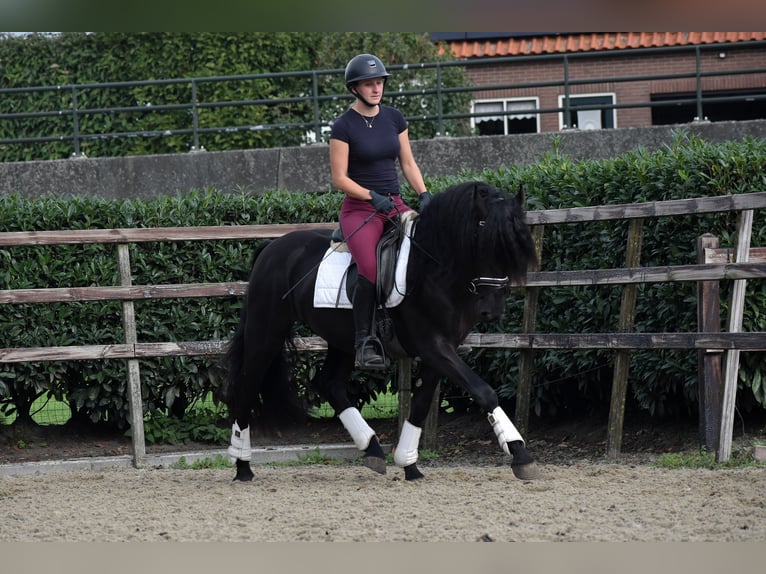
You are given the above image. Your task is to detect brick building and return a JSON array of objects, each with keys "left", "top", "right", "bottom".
[{"left": 433, "top": 32, "right": 766, "bottom": 134}]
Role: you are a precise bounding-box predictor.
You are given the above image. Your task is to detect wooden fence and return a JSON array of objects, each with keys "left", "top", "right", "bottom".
[{"left": 2, "top": 192, "right": 766, "bottom": 466}]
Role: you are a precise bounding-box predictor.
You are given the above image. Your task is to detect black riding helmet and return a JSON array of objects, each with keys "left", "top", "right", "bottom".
[{"left": 344, "top": 54, "right": 390, "bottom": 105}]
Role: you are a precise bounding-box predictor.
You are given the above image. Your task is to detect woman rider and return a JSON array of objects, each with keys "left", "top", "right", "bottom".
[{"left": 329, "top": 53, "right": 431, "bottom": 369}]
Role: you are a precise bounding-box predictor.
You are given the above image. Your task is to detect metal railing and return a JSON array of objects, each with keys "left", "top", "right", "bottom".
[{"left": 1, "top": 40, "right": 765, "bottom": 160}]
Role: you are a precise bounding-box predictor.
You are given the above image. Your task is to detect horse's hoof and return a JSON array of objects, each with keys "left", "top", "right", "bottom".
[
  {"left": 511, "top": 461, "right": 540, "bottom": 480},
  {"left": 404, "top": 464, "right": 424, "bottom": 481},
  {"left": 233, "top": 460, "right": 255, "bottom": 481},
  {"left": 363, "top": 455, "right": 387, "bottom": 475}
]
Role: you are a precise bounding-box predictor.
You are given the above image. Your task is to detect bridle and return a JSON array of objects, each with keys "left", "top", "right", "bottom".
[
  {"left": 468, "top": 216, "right": 510, "bottom": 295},
  {"left": 468, "top": 276, "right": 509, "bottom": 294}
]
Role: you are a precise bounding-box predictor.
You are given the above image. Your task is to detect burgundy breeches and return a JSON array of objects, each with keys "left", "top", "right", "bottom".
[{"left": 339, "top": 194, "right": 412, "bottom": 284}]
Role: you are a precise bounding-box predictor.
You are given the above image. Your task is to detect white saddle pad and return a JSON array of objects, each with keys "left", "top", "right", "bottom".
[{"left": 313, "top": 216, "right": 415, "bottom": 309}]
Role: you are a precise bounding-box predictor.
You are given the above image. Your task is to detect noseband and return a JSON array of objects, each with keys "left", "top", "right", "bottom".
[
  {"left": 468, "top": 276, "right": 509, "bottom": 294},
  {"left": 469, "top": 211, "right": 510, "bottom": 294}
]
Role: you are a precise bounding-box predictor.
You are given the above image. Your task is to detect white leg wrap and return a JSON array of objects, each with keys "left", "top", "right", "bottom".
[
  {"left": 338, "top": 407, "right": 375, "bottom": 451},
  {"left": 393, "top": 420, "right": 422, "bottom": 468},
  {"left": 227, "top": 422, "right": 251, "bottom": 462},
  {"left": 488, "top": 406, "right": 524, "bottom": 456}
]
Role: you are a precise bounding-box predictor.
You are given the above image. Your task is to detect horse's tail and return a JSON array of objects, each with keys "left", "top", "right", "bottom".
[
  {"left": 221, "top": 301, "right": 249, "bottom": 412},
  {"left": 222, "top": 240, "right": 307, "bottom": 429},
  {"left": 256, "top": 337, "right": 308, "bottom": 429},
  {"left": 221, "top": 242, "right": 268, "bottom": 411}
]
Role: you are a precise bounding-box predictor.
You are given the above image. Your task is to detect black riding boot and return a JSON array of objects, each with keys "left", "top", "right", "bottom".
[{"left": 352, "top": 276, "right": 385, "bottom": 370}]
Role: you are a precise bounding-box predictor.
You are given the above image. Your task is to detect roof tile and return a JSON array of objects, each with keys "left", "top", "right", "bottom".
[{"left": 445, "top": 32, "right": 766, "bottom": 58}]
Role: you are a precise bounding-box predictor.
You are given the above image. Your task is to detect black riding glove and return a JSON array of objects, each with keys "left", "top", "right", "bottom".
[
  {"left": 419, "top": 191, "right": 431, "bottom": 209},
  {"left": 369, "top": 190, "right": 395, "bottom": 214}
]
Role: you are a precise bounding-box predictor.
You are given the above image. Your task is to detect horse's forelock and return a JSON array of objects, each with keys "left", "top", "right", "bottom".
[
  {"left": 477, "top": 186, "right": 537, "bottom": 281},
  {"left": 412, "top": 182, "right": 481, "bottom": 278},
  {"left": 415, "top": 181, "right": 536, "bottom": 282}
]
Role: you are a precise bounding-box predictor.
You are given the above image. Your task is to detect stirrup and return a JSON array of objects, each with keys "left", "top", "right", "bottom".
[{"left": 355, "top": 336, "right": 386, "bottom": 370}]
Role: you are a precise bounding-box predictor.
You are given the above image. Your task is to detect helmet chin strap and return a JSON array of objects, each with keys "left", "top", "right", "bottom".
[
  {"left": 350, "top": 82, "right": 385, "bottom": 109},
  {"left": 351, "top": 89, "right": 378, "bottom": 109}
]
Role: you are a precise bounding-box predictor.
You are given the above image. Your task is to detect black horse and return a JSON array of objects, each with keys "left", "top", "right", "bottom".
[{"left": 223, "top": 181, "right": 539, "bottom": 482}]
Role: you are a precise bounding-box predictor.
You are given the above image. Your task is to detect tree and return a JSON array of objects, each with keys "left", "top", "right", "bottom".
[{"left": 0, "top": 32, "right": 473, "bottom": 161}]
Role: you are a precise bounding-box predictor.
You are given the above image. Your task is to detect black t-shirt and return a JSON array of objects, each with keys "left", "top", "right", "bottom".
[{"left": 329, "top": 105, "right": 408, "bottom": 193}]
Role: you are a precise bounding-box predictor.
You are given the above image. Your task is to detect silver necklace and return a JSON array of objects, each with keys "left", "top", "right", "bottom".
[
  {"left": 355, "top": 106, "right": 378, "bottom": 128},
  {"left": 361, "top": 114, "right": 376, "bottom": 129}
]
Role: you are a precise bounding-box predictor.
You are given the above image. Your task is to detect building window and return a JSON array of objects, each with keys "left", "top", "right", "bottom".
[
  {"left": 472, "top": 98, "right": 539, "bottom": 135},
  {"left": 651, "top": 88, "right": 766, "bottom": 125},
  {"left": 558, "top": 93, "right": 616, "bottom": 130}
]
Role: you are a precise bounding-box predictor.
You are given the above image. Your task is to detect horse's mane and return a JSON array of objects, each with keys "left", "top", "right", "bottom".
[{"left": 411, "top": 181, "right": 536, "bottom": 288}]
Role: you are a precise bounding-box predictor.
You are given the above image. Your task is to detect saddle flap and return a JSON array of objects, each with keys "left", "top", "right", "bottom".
[{"left": 376, "top": 222, "right": 403, "bottom": 302}]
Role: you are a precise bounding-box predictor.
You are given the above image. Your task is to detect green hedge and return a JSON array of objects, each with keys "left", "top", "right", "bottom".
[{"left": 1, "top": 133, "right": 765, "bottom": 429}]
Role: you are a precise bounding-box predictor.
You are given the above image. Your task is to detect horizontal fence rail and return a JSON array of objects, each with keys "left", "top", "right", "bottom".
[
  {"left": 3, "top": 262, "right": 766, "bottom": 306},
  {"left": 0, "top": 222, "right": 338, "bottom": 246},
  {"left": 1, "top": 191, "right": 765, "bottom": 465},
  {"left": 3, "top": 333, "right": 766, "bottom": 365},
  {"left": 524, "top": 191, "right": 766, "bottom": 224}
]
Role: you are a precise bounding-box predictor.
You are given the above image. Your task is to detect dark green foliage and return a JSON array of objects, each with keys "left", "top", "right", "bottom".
[
  {"left": 138, "top": 402, "right": 230, "bottom": 446},
  {"left": 0, "top": 32, "right": 320, "bottom": 160},
  {"left": 0, "top": 32, "right": 472, "bottom": 161}
]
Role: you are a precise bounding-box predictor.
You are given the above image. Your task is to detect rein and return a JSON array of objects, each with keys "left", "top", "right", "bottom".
[
  {"left": 284, "top": 201, "right": 510, "bottom": 301},
  {"left": 280, "top": 210, "right": 377, "bottom": 300}
]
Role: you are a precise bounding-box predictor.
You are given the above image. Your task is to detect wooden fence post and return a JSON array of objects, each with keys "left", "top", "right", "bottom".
[
  {"left": 117, "top": 243, "right": 146, "bottom": 467},
  {"left": 396, "top": 358, "right": 411, "bottom": 433},
  {"left": 422, "top": 382, "right": 441, "bottom": 450},
  {"left": 717, "top": 210, "right": 754, "bottom": 463},
  {"left": 696, "top": 233, "right": 722, "bottom": 452},
  {"left": 515, "top": 225, "right": 544, "bottom": 435},
  {"left": 607, "top": 218, "right": 644, "bottom": 459}
]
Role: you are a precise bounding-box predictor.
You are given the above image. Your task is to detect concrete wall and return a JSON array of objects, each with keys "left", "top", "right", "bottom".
[{"left": 2, "top": 119, "right": 765, "bottom": 200}]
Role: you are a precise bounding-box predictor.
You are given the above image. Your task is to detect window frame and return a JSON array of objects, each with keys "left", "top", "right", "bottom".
[
  {"left": 557, "top": 92, "right": 617, "bottom": 130},
  {"left": 471, "top": 97, "right": 541, "bottom": 135}
]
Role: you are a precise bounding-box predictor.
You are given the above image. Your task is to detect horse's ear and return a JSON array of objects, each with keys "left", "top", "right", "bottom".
[
  {"left": 516, "top": 184, "right": 526, "bottom": 207},
  {"left": 470, "top": 181, "right": 479, "bottom": 200}
]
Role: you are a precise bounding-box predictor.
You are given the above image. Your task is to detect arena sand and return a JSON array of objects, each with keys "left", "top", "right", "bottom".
[{"left": 1, "top": 459, "right": 764, "bottom": 542}]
